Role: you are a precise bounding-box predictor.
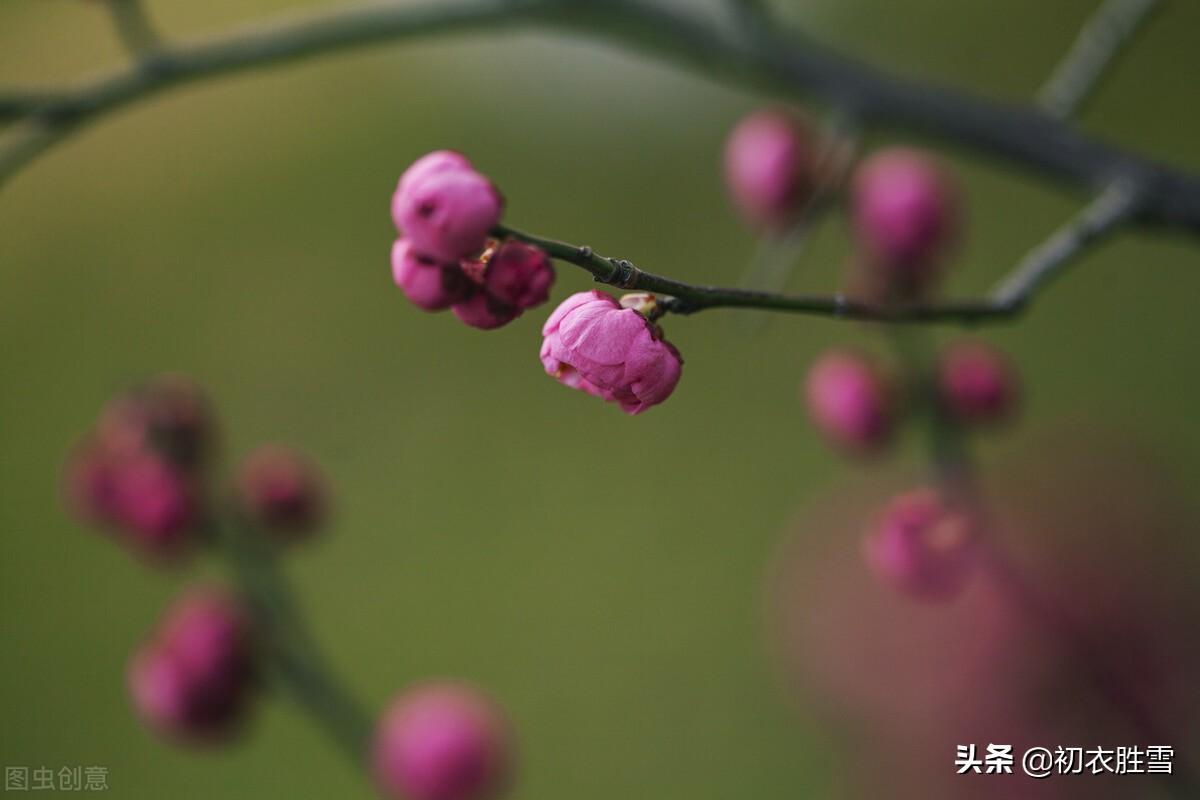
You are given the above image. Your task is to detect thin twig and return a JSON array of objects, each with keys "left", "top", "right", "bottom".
[
  {"left": 0, "top": 0, "right": 1198, "bottom": 234},
  {"left": 990, "top": 179, "right": 1140, "bottom": 309},
  {"left": 493, "top": 182, "right": 1133, "bottom": 324},
  {"left": 1038, "top": 0, "right": 1163, "bottom": 119},
  {"left": 216, "top": 519, "right": 373, "bottom": 764},
  {"left": 106, "top": 0, "right": 162, "bottom": 56}
]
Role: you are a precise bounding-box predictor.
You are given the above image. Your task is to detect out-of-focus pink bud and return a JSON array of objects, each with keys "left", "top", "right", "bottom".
[
  {"left": 724, "top": 109, "right": 817, "bottom": 231},
  {"left": 96, "top": 373, "right": 214, "bottom": 470},
  {"left": 851, "top": 148, "right": 959, "bottom": 292},
  {"left": 864, "top": 489, "right": 976, "bottom": 602},
  {"left": 540, "top": 290, "right": 683, "bottom": 415},
  {"left": 804, "top": 348, "right": 894, "bottom": 454},
  {"left": 235, "top": 444, "right": 326, "bottom": 540},
  {"left": 128, "top": 588, "right": 255, "bottom": 743},
  {"left": 450, "top": 293, "right": 518, "bottom": 330},
  {"left": 937, "top": 340, "right": 1018, "bottom": 425},
  {"left": 392, "top": 153, "right": 504, "bottom": 263},
  {"left": 392, "top": 239, "right": 474, "bottom": 312},
  {"left": 64, "top": 442, "right": 196, "bottom": 560},
  {"left": 372, "top": 682, "right": 513, "bottom": 800}
]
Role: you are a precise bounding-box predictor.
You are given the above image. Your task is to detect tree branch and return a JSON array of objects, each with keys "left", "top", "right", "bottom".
[
  {"left": 105, "top": 0, "right": 163, "bottom": 56},
  {"left": 494, "top": 181, "right": 1132, "bottom": 324},
  {"left": 1038, "top": 0, "right": 1163, "bottom": 119},
  {"left": 0, "top": 0, "right": 1196, "bottom": 239}
]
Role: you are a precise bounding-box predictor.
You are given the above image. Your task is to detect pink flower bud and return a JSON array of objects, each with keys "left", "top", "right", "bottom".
[
  {"left": 392, "top": 153, "right": 504, "bottom": 263},
  {"left": 479, "top": 241, "right": 554, "bottom": 311},
  {"left": 724, "top": 109, "right": 817, "bottom": 231},
  {"left": 851, "top": 148, "right": 959, "bottom": 290},
  {"left": 128, "top": 588, "right": 255, "bottom": 742},
  {"left": 96, "top": 373, "right": 214, "bottom": 470},
  {"left": 372, "top": 682, "right": 513, "bottom": 800},
  {"left": 392, "top": 239, "right": 474, "bottom": 311},
  {"left": 804, "top": 348, "right": 894, "bottom": 454},
  {"left": 863, "top": 489, "right": 976, "bottom": 601},
  {"left": 937, "top": 340, "right": 1018, "bottom": 425},
  {"left": 64, "top": 442, "right": 197, "bottom": 559},
  {"left": 540, "top": 291, "right": 683, "bottom": 415},
  {"left": 450, "top": 241, "right": 555, "bottom": 330},
  {"left": 235, "top": 444, "right": 326, "bottom": 539}
]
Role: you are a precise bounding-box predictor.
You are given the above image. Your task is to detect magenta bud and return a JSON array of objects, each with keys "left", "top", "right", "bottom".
[
  {"left": 480, "top": 241, "right": 554, "bottom": 312},
  {"left": 449, "top": 241, "right": 555, "bottom": 330},
  {"left": 64, "top": 441, "right": 196, "bottom": 559},
  {"left": 96, "top": 373, "right": 214, "bottom": 470},
  {"left": 235, "top": 444, "right": 326, "bottom": 539},
  {"left": 392, "top": 153, "right": 504, "bottom": 263},
  {"left": 540, "top": 290, "right": 683, "bottom": 415},
  {"left": 392, "top": 239, "right": 474, "bottom": 311},
  {"left": 937, "top": 340, "right": 1018, "bottom": 425},
  {"left": 863, "top": 489, "right": 976, "bottom": 602},
  {"left": 804, "top": 348, "right": 894, "bottom": 454},
  {"left": 372, "top": 682, "right": 513, "bottom": 800},
  {"left": 724, "top": 109, "right": 817, "bottom": 231},
  {"left": 851, "top": 147, "right": 959, "bottom": 290},
  {"left": 450, "top": 293, "right": 519, "bottom": 330},
  {"left": 128, "top": 588, "right": 255, "bottom": 742}
]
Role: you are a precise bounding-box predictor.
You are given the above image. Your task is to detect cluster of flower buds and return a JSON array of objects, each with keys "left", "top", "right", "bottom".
[
  {"left": 722, "top": 108, "right": 1018, "bottom": 602},
  {"left": 391, "top": 151, "right": 555, "bottom": 329},
  {"left": 64, "top": 378, "right": 514, "bottom": 799},
  {"left": 392, "top": 152, "right": 683, "bottom": 414},
  {"left": 62, "top": 374, "right": 212, "bottom": 561}
]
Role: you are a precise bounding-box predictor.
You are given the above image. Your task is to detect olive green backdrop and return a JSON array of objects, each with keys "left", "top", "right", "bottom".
[{"left": 1, "top": 0, "right": 1197, "bottom": 797}]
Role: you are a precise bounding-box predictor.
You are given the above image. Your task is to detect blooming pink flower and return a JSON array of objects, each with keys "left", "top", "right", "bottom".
[
  {"left": 392, "top": 239, "right": 474, "bottom": 311},
  {"left": 863, "top": 489, "right": 976, "bottom": 602},
  {"left": 851, "top": 148, "right": 959, "bottom": 290},
  {"left": 451, "top": 241, "right": 555, "bottom": 330},
  {"left": 236, "top": 444, "right": 326, "bottom": 539},
  {"left": 804, "top": 348, "right": 894, "bottom": 454},
  {"left": 392, "top": 153, "right": 504, "bottom": 262},
  {"left": 724, "top": 109, "right": 817, "bottom": 231},
  {"left": 540, "top": 291, "right": 683, "bottom": 415},
  {"left": 937, "top": 340, "right": 1018, "bottom": 425},
  {"left": 372, "top": 682, "right": 512, "bottom": 800},
  {"left": 128, "top": 588, "right": 255, "bottom": 742}
]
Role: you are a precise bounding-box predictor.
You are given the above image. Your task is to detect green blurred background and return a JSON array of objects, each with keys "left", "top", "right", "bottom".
[{"left": 1, "top": 0, "right": 1198, "bottom": 797}]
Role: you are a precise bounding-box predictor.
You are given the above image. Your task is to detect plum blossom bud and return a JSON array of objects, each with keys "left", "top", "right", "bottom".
[
  {"left": 64, "top": 442, "right": 196, "bottom": 559},
  {"left": 372, "top": 682, "right": 513, "bottom": 800},
  {"left": 97, "top": 373, "right": 214, "bottom": 470},
  {"left": 235, "top": 444, "right": 326, "bottom": 539},
  {"left": 128, "top": 588, "right": 256, "bottom": 742},
  {"left": 864, "top": 489, "right": 976, "bottom": 601},
  {"left": 540, "top": 290, "right": 683, "bottom": 415},
  {"left": 804, "top": 348, "right": 894, "bottom": 454},
  {"left": 851, "top": 148, "right": 959, "bottom": 291},
  {"left": 724, "top": 109, "right": 817, "bottom": 231},
  {"left": 392, "top": 153, "right": 504, "bottom": 263},
  {"left": 937, "top": 340, "right": 1018, "bottom": 425},
  {"left": 392, "top": 239, "right": 474, "bottom": 311},
  {"left": 451, "top": 241, "right": 555, "bottom": 330}
]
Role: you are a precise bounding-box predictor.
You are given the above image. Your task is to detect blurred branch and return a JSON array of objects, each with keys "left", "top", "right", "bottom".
[
  {"left": 105, "top": 0, "right": 162, "bottom": 56},
  {"left": 495, "top": 182, "right": 1132, "bottom": 323},
  {"left": 889, "top": 329, "right": 1200, "bottom": 799},
  {"left": 217, "top": 519, "right": 372, "bottom": 764},
  {"left": 1038, "top": 0, "right": 1163, "bottom": 119},
  {"left": 1, "top": 0, "right": 1198, "bottom": 234}
]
